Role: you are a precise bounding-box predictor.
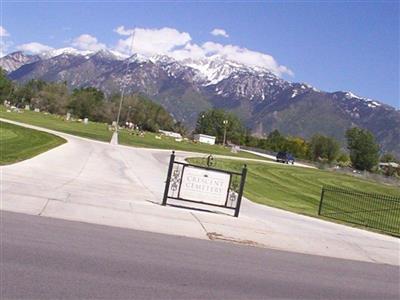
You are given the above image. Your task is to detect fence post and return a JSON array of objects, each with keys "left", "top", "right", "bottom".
[
  {"left": 234, "top": 164, "right": 247, "bottom": 217},
  {"left": 318, "top": 186, "right": 325, "bottom": 215},
  {"left": 162, "top": 151, "right": 175, "bottom": 206}
]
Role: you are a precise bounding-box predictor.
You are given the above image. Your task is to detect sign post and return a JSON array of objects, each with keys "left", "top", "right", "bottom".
[
  {"left": 162, "top": 151, "right": 175, "bottom": 206},
  {"left": 234, "top": 165, "right": 247, "bottom": 217}
]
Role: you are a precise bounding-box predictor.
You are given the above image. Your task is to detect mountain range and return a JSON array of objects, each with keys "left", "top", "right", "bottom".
[{"left": 1, "top": 49, "right": 399, "bottom": 156}]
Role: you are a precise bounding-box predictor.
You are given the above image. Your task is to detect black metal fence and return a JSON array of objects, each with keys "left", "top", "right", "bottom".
[{"left": 318, "top": 186, "right": 400, "bottom": 236}]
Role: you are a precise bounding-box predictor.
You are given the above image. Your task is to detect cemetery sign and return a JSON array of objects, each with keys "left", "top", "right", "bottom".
[{"left": 162, "top": 151, "right": 247, "bottom": 217}]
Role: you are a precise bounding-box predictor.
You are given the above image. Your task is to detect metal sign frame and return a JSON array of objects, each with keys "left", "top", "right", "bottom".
[{"left": 162, "top": 151, "right": 247, "bottom": 217}]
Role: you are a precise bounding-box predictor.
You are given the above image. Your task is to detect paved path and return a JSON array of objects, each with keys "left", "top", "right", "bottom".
[
  {"left": 1, "top": 118, "right": 399, "bottom": 266},
  {"left": 2, "top": 211, "right": 399, "bottom": 300},
  {"left": 240, "top": 149, "right": 316, "bottom": 168}
]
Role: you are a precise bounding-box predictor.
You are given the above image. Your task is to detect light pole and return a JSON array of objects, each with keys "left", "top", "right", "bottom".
[
  {"left": 114, "top": 29, "right": 136, "bottom": 138},
  {"left": 222, "top": 119, "right": 228, "bottom": 146}
]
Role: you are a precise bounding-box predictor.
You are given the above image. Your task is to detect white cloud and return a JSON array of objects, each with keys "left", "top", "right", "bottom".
[
  {"left": 16, "top": 42, "right": 53, "bottom": 54},
  {"left": 0, "top": 41, "right": 12, "bottom": 57},
  {"left": 201, "top": 42, "right": 293, "bottom": 76},
  {"left": 0, "top": 26, "right": 10, "bottom": 37},
  {"left": 169, "top": 43, "right": 206, "bottom": 61},
  {"left": 113, "top": 26, "right": 134, "bottom": 36},
  {"left": 71, "top": 34, "right": 106, "bottom": 51},
  {"left": 168, "top": 41, "right": 293, "bottom": 76},
  {"left": 0, "top": 26, "right": 11, "bottom": 57},
  {"left": 113, "top": 26, "right": 292, "bottom": 76},
  {"left": 211, "top": 28, "right": 229, "bottom": 38},
  {"left": 114, "top": 26, "right": 191, "bottom": 57}
]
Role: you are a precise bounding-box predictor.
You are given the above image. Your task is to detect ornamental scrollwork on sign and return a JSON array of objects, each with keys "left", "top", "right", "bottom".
[
  {"left": 228, "top": 190, "right": 237, "bottom": 207},
  {"left": 227, "top": 176, "right": 239, "bottom": 207},
  {"left": 170, "top": 167, "right": 181, "bottom": 194}
]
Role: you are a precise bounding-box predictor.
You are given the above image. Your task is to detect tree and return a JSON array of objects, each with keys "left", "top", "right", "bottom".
[
  {"left": 345, "top": 127, "right": 380, "bottom": 171},
  {"left": 309, "top": 134, "right": 340, "bottom": 162},
  {"left": 266, "top": 130, "right": 286, "bottom": 152},
  {"left": 34, "top": 82, "right": 69, "bottom": 114},
  {"left": 0, "top": 67, "right": 14, "bottom": 101},
  {"left": 107, "top": 93, "right": 176, "bottom": 132},
  {"left": 13, "top": 79, "right": 48, "bottom": 106},
  {"left": 68, "top": 87, "right": 105, "bottom": 120},
  {"left": 284, "top": 137, "right": 309, "bottom": 159},
  {"left": 336, "top": 152, "right": 350, "bottom": 167},
  {"left": 195, "top": 109, "right": 245, "bottom": 144},
  {"left": 380, "top": 153, "right": 398, "bottom": 163}
]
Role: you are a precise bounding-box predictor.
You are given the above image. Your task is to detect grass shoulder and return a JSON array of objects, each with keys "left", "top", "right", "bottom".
[
  {"left": 0, "top": 121, "right": 66, "bottom": 165},
  {"left": 186, "top": 157, "right": 400, "bottom": 234}
]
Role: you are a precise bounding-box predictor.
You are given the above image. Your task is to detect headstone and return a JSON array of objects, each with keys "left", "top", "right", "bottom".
[
  {"left": 83, "top": 118, "right": 89, "bottom": 125},
  {"left": 25, "top": 105, "right": 30, "bottom": 110},
  {"left": 34, "top": 108, "right": 40, "bottom": 112},
  {"left": 66, "top": 112, "right": 71, "bottom": 121},
  {"left": 112, "top": 121, "right": 117, "bottom": 127}
]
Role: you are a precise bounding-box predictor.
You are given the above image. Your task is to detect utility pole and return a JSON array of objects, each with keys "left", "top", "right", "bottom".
[
  {"left": 222, "top": 119, "right": 228, "bottom": 146},
  {"left": 115, "top": 30, "right": 136, "bottom": 134}
]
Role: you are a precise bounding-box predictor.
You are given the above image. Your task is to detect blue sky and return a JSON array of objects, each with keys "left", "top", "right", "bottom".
[{"left": 1, "top": 1, "right": 399, "bottom": 108}]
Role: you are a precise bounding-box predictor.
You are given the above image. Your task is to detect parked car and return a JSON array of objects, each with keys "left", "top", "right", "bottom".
[{"left": 276, "top": 152, "right": 295, "bottom": 164}]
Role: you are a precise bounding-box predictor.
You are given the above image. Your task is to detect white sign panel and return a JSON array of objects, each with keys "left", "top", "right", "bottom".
[{"left": 179, "top": 167, "right": 230, "bottom": 206}]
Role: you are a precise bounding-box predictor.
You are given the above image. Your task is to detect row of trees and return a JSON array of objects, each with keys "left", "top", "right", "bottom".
[
  {"left": 195, "top": 109, "right": 391, "bottom": 172},
  {"left": 1, "top": 69, "right": 178, "bottom": 133},
  {"left": 194, "top": 109, "right": 344, "bottom": 162}
]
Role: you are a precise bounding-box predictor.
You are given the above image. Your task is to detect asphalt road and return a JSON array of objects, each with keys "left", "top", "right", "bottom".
[{"left": 1, "top": 212, "right": 398, "bottom": 300}]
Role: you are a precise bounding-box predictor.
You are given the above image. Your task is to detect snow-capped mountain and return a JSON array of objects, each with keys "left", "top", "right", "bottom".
[
  {"left": 2, "top": 48, "right": 399, "bottom": 156},
  {"left": 38, "top": 47, "right": 94, "bottom": 59},
  {"left": 0, "top": 51, "right": 40, "bottom": 72}
]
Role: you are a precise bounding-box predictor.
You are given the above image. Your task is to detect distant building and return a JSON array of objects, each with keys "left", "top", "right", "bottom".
[
  {"left": 159, "top": 130, "right": 182, "bottom": 139},
  {"left": 379, "top": 162, "right": 399, "bottom": 169},
  {"left": 193, "top": 134, "right": 216, "bottom": 145}
]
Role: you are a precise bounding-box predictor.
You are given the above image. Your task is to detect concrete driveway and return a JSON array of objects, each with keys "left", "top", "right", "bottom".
[{"left": 1, "top": 118, "right": 399, "bottom": 266}]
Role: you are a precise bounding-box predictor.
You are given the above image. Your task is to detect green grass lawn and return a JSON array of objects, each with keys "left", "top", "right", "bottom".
[
  {"left": 188, "top": 157, "right": 400, "bottom": 235},
  {"left": 0, "top": 106, "right": 266, "bottom": 160},
  {"left": 0, "top": 107, "right": 113, "bottom": 142},
  {"left": 0, "top": 121, "right": 66, "bottom": 165}
]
